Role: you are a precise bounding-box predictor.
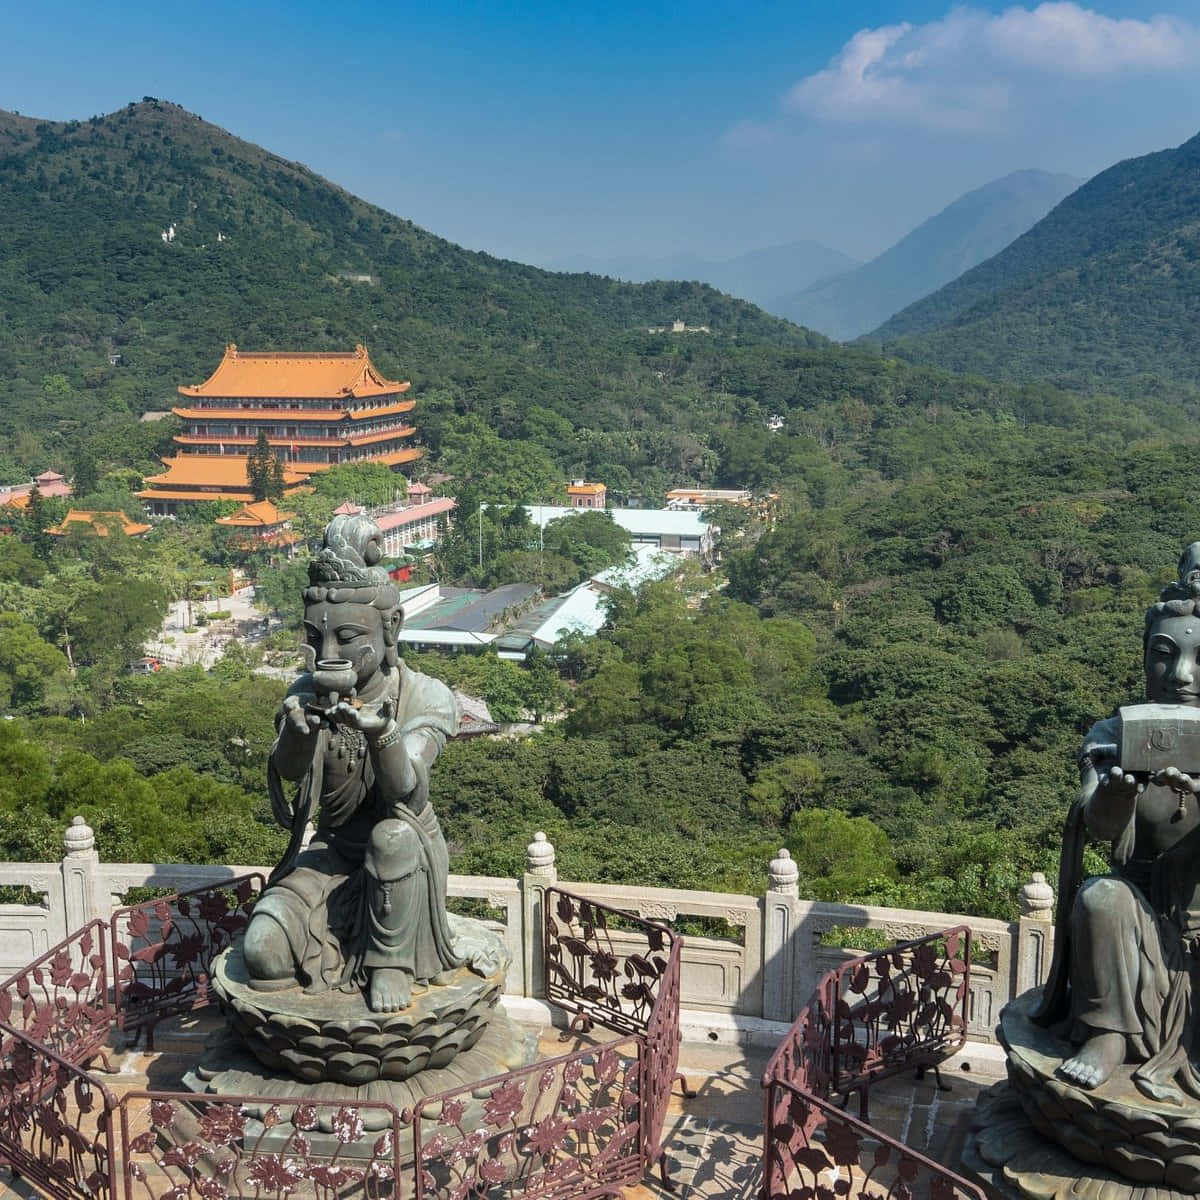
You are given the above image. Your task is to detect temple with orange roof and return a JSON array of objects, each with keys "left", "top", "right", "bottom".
[
  {"left": 47, "top": 510, "right": 151, "bottom": 538},
  {"left": 215, "top": 499, "right": 302, "bottom": 556},
  {"left": 139, "top": 344, "right": 421, "bottom": 515}
]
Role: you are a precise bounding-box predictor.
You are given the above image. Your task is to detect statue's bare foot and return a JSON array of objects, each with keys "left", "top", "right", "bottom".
[
  {"left": 1059, "top": 1031, "right": 1125, "bottom": 1089},
  {"left": 369, "top": 968, "right": 412, "bottom": 1012}
]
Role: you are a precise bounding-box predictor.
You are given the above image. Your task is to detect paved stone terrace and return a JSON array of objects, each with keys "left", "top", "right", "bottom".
[{"left": 0, "top": 1012, "right": 1005, "bottom": 1200}]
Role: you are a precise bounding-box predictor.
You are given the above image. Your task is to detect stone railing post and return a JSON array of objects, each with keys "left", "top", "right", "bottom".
[
  {"left": 763, "top": 848, "right": 800, "bottom": 1022},
  {"left": 522, "top": 831, "right": 557, "bottom": 998},
  {"left": 1015, "top": 871, "right": 1055, "bottom": 995},
  {"left": 60, "top": 816, "right": 104, "bottom": 958}
]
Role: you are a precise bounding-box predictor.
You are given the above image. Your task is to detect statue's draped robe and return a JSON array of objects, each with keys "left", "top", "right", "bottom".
[
  {"left": 1038, "top": 716, "right": 1200, "bottom": 1098},
  {"left": 255, "top": 663, "right": 462, "bottom": 992}
]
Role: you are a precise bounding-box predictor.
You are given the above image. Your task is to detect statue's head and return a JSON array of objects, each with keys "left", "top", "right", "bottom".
[
  {"left": 1142, "top": 547, "right": 1200, "bottom": 704},
  {"left": 301, "top": 515, "right": 402, "bottom": 690}
]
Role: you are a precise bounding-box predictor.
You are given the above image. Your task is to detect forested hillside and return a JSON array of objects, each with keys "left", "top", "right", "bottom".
[
  {"left": 3, "top": 99, "right": 1200, "bottom": 923},
  {"left": 871, "top": 131, "right": 1200, "bottom": 400},
  {"left": 0, "top": 98, "right": 813, "bottom": 482}
]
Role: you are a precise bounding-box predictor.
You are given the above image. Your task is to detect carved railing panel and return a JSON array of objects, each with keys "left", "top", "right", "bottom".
[
  {"left": 763, "top": 925, "right": 978, "bottom": 1200},
  {"left": 830, "top": 926, "right": 971, "bottom": 1097},
  {"left": 110, "top": 874, "right": 263, "bottom": 1038},
  {"left": 117, "top": 1091, "right": 403, "bottom": 1200},
  {"left": 764, "top": 1079, "right": 984, "bottom": 1200},
  {"left": 0, "top": 920, "right": 110, "bottom": 1068},
  {"left": 544, "top": 886, "right": 676, "bottom": 1037},
  {"left": 413, "top": 1037, "right": 644, "bottom": 1200},
  {"left": 0, "top": 1026, "right": 116, "bottom": 1200}
]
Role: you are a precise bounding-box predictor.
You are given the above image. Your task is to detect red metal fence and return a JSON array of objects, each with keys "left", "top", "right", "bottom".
[
  {"left": 0, "top": 879, "right": 684, "bottom": 1200},
  {"left": 761, "top": 925, "right": 984, "bottom": 1200},
  {"left": 0, "top": 920, "right": 112, "bottom": 1069},
  {"left": 110, "top": 873, "right": 263, "bottom": 1045}
]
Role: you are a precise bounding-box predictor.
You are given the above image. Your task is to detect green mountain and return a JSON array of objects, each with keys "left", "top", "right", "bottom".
[
  {"left": 551, "top": 241, "right": 860, "bottom": 313},
  {"left": 776, "top": 170, "right": 1079, "bottom": 341},
  {"left": 0, "top": 99, "right": 816, "bottom": 451},
  {"left": 870, "top": 133, "right": 1200, "bottom": 399}
]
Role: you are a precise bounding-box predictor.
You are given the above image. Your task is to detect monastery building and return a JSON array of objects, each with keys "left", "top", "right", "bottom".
[{"left": 139, "top": 345, "right": 419, "bottom": 515}]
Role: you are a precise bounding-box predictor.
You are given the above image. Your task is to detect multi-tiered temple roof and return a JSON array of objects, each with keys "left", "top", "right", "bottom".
[{"left": 140, "top": 345, "right": 421, "bottom": 514}]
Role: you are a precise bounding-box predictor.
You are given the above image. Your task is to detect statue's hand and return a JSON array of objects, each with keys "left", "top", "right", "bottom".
[
  {"left": 281, "top": 694, "right": 322, "bottom": 736},
  {"left": 1153, "top": 766, "right": 1200, "bottom": 796},
  {"left": 329, "top": 696, "right": 395, "bottom": 740},
  {"left": 1098, "top": 764, "right": 1145, "bottom": 810}
]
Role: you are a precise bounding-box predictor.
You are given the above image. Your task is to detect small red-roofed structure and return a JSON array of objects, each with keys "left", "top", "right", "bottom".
[{"left": 566, "top": 480, "right": 607, "bottom": 509}]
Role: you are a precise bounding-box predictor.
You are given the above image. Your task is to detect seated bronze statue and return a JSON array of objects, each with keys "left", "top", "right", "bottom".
[
  {"left": 241, "top": 514, "right": 486, "bottom": 1013},
  {"left": 1036, "top": 543, "right": 1200, "bottom": 1101}
]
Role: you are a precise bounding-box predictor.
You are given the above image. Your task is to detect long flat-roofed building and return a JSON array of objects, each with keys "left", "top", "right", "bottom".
[{"left": 139, "top": 343, "right": 421, "bottom": 514}]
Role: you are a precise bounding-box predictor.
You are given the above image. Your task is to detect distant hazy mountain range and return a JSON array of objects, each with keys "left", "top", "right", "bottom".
[
  {"left": 551, "top": 241, "right": 859, "bottom": 314},
  {"left": 775, "top": 170, "right": 1081, "bottom": 341},
  {"left": 871, "top": 132, "right": 1200, "bottom": 399}
]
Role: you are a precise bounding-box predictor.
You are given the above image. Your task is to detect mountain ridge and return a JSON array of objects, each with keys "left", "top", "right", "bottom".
[
  {"left": 551, "top": 240, "right": 859, "bottom": 312},
  {"left": 869, "top": 133, "right": 1200, "bottom": 398},
  {"left": 775, "top": 169, "right": 1081, "bottom": 341}
]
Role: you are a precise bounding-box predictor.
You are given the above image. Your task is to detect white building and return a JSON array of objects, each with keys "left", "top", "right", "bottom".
[{"left": 519, "top": 505, "right": 716, "bottom": 564}]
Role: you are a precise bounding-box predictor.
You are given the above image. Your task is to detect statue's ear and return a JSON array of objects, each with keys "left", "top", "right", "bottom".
[
  {"left": 383, "top": 607, "right": 403, "bottom": 668},
  {"left": 385, "top": 607, "right": 403, "bottom": 643}
]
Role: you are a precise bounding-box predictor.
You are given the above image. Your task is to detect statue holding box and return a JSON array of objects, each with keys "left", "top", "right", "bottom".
[
  {"left": 963, "top": 546, "right": 1200, "bottom": 1199},
  {"left": 1035, "top": 543, "right": 1200, "bottom": 1101}
]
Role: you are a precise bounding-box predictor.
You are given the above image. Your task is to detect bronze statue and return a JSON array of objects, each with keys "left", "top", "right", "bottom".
[
  {"left": 241, "top": 514, "right": 478, "bottom": 1012},
  {"left": 1037, "top": 543, "right": 1200, "bottom": 1101}
]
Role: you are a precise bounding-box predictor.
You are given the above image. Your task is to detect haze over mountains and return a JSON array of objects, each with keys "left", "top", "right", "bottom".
[
  {"left": 777, "top": 170, "right": 1081, "bottom": 342},
  {"left": 872, "top": 132, "right": 1200, "bottom": 401},
  {"left": 550, "top": 171, "right": 1080, "bottom": 343},
  {"left": 551, "top": 242, "right": 859, "bottom": 315}
]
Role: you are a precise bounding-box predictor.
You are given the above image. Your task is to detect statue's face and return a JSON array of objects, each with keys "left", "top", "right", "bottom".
[
  {"left": 1145, "top": 612, "right": 1200, "bottom": 704},
  {"left": 303, "top": 598, "right": 394, "bottom": 690}
]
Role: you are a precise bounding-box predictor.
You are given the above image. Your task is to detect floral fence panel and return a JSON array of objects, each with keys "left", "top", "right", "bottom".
[
  {"left": 763, "top": 1079, "right": 985, "bottom": 1200},
  {"left": 762, "top": 970, "right": 838, "bottom": 1100},
  {"left": 110, "top": 874, "right": 263, "bottom": 1040},
  {"left": 117, "top": 1092, "right": 404, "bottom": 1200},
  {"left": 0, "top": 1026, "right": 116, "bottom": 1200},
  {"left": 413, "top": 1037, "right": 644, "bottom": 1200},
  {"left": 640, "top": 938, "right": 682, "bottom": 1187},
  {"left": 544, "top": 886, "right": 676, "bottom": 1038},
  {"left": 0, "top": 920, "right": 111, "bottom": 1068},
  {"left": 829, "top": 926, "right": 971, "bottom": 1098}
]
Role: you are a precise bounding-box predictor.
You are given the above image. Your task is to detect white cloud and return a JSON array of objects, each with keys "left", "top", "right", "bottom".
[{"left": 784, "top": 4, "right": 1200, "bottom": 132}]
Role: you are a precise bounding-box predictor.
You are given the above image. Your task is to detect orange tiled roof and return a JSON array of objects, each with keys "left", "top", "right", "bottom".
[
  {"left": 48, "top": 509, "right": 151, "bottom": 537},
  {"left": 344, "top": 426, "right": 416, "bottom": 448},
  {"left": 215, "top": 499, "right": 297, "bottom": 528},
  {"left": 566, "top": 482, "right": 607, "bottom": 495},
  {"left": 3, "top": 493, "right": 31, "bottom": 510},
  {"left": 288, "top": 448, "right": 423, "bottom": 475},
  {"left": 178, "top": 345, "right": 410, "bottom": 400},
  {"left": 347, "top": 401, "right": 415, "bottom": 419},
  {"left": 142, "top": 455, "right": 308, "bottom": 490}
]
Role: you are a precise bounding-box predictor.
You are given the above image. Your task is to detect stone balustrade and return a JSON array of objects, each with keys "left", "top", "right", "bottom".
[{"left": 0, "top": 819, "right": 1056, "bottom": 1041}]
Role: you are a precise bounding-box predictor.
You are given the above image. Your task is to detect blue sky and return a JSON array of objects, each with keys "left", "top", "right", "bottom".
[{"left": 5, "top": 1, "right": 1200, "bottom": 264}]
